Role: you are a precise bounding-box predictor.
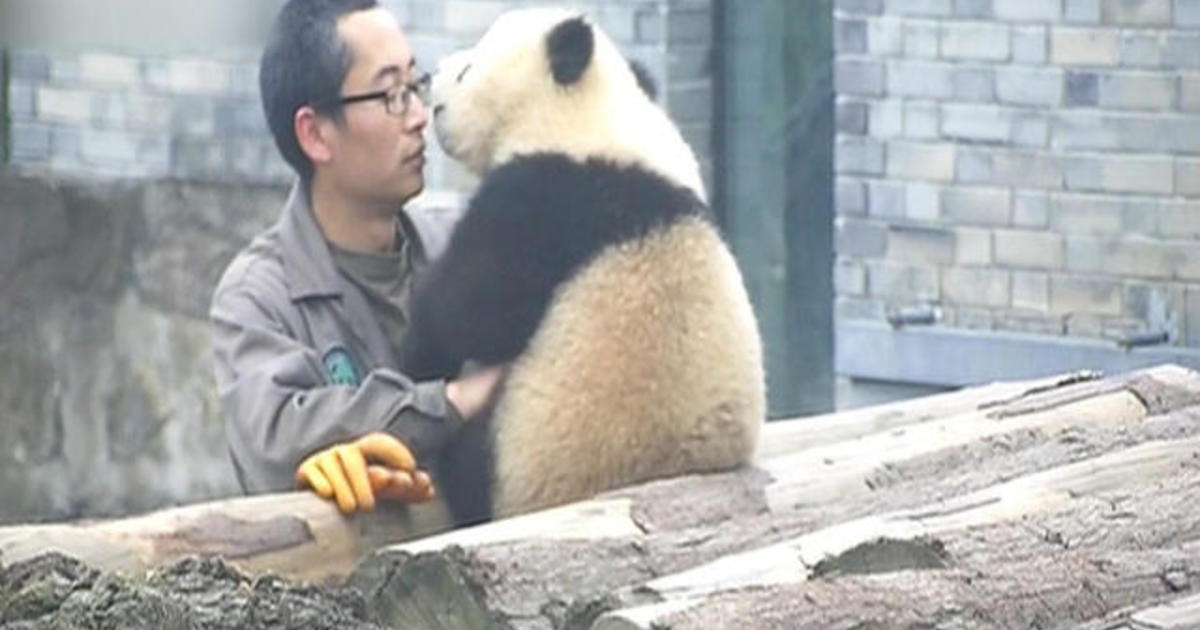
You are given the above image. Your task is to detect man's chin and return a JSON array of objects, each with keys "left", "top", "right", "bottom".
[{"left": 397, "top": 179, "right": 425, "bottom": 205}]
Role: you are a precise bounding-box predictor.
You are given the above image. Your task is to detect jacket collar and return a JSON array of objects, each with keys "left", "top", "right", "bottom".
[
  {"left": 279, "top": 180, "right": 345, "bottom": 301},
  {"left": 278, "top": 179, "right": 430, "bottom": 301}
]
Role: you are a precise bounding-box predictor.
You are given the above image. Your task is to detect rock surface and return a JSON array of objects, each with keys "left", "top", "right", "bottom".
[{"left": 0, "top": 552, "right": 384, "bottom": 630}]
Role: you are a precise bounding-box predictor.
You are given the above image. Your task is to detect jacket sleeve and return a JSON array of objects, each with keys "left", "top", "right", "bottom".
[{"left": 211, "top": 278, "right": 464, "bottom": 495}]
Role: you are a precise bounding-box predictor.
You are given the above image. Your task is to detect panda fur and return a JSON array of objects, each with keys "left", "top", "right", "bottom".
[{"left": 400, "top": 8, "right": 765, "bottom": 525}]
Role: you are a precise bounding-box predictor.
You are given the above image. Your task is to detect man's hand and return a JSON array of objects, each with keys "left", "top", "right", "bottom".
[
  {"left": 296, "top": 432, "right": 435, "bottom": 514},
  {"left": 446, "top": 364, "right": 508, "bottom": 420}
]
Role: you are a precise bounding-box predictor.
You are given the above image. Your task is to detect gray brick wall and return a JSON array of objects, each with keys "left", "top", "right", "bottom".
[
  {"left": 836, "top": 0, "right": 1200, "bottom": 346},
  {"left": 6, "top": 49, "right": 289, "bottom": 182},
  {"left": 4, "top": 0, "right": 716, "bottom": 193}
]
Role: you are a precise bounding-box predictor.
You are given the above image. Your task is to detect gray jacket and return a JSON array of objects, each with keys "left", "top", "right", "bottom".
[{"left": 210, "top": 181, "right": 460, "bottom": 493}]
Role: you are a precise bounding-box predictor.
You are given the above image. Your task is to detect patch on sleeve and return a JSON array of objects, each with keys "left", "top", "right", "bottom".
[{"left": 323, "top": 345, "right": 361, "bottom": 387}]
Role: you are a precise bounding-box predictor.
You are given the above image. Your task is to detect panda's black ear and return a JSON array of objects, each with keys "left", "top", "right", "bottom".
[{"left": 547, "top": 16, "right": 594, "bottom": 86}]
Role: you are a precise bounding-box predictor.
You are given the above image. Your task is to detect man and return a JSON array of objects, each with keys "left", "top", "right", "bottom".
[{"left": 210, "top": 0, "right": 503, "bottom": 515}]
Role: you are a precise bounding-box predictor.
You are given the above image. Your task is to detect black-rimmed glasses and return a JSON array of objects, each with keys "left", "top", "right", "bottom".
[{"left": 324, "top": 72, "right": 431, "bottom": 117}]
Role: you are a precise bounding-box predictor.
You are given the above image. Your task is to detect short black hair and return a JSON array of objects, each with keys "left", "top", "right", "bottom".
[{"left": 259, "top": 0, "right": 378, "bottom": 182}]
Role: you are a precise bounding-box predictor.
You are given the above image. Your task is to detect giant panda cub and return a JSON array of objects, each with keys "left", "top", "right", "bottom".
[{"left": 400, "top": 8, "right": 765, "bottom": 525}]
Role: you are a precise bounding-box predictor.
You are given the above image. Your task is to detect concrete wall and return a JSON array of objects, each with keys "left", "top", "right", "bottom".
[
  {"left": 0, "top": 1, "right": 283, "bottom": 57},
  {"left": 834, "top": 0, "right": 1200, "bottom": 390},
  {"left": 0, "top": 0, "right": 716, "bottom": 522}
]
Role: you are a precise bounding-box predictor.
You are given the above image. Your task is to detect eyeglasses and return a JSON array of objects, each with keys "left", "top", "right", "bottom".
[{"left": 324, "top": 72, "right": 431, "bottom": 117}]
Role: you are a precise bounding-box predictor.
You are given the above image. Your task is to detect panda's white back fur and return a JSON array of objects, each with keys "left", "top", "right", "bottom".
[
  {"left": 492, "top": 216, "right": 764, "bottom": 516},
  {"left": 426, "top": 8, "right": 765, "bottom": 518}
]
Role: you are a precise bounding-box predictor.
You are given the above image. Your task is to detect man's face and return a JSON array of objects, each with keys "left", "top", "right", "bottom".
[{"left": 324, "top": 8, "right": 427, "bottom": 206}]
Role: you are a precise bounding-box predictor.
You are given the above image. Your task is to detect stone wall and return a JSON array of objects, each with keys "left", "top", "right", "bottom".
[
  {"left": 0, "top": 0, "right": 717, "bottom": 521},
  {"left": 834, "top": 0, "right": 1200, "bottom": 348},
  {"left": 0, "top": 174, "right": 285, "bottom": 522}
]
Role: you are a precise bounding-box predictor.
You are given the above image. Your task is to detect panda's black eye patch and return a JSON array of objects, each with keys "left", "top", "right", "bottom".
[{"left": 457, "top": 64, "right": 472, "bottom": 83}]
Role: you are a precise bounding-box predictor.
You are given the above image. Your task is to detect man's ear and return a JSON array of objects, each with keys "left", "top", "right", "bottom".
[{"left": 295, "top": 106, "right": 333, "bottom": 166}]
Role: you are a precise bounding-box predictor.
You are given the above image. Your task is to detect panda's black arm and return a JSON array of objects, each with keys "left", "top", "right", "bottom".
[
  {"left": 401, "top": 153, "right": 705, "bottom": 379},
  {"left": 401, "top": 165, "right": 586, "bottom": 376},
  {"left": 405, "top": 195, "right": 574, "bottom": 371}
]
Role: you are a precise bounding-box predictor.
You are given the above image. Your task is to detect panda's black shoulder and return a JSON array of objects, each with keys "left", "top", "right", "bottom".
[{"left": 460, "top": 152, "right": 710, "bottom": 255}]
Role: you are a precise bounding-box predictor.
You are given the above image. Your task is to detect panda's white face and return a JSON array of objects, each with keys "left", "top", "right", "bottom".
[
  {"left": 429, "top": 8, "right": 707, "bottom": 200},
  {"left": 430, "top": 9, "right": 568, "bottom": 173}
]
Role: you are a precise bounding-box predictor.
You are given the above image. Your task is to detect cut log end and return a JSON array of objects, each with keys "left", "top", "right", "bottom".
[{"left": 346, "top": 547, "right": 496, "bottom": 630}]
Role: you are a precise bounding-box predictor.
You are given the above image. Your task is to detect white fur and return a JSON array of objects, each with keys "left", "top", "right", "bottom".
[
  {"left": 491, "top": 218, "right": 764, "bottom": 517},
  {"left": 432, "top": 8, "right": 765, "bottom": 517},
  {"left": 430, "top": 8, "right": 707, "bottom": 201}
]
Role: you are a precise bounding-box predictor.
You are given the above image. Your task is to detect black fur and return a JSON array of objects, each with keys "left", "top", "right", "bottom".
[
  {"left": 627, "top": 59, "right": 658, "bottom": 100},
  {"left": 401, "top": 154, "right": 707, "bottom": 380},
  {"left": 547, "top": 17, "right": 594, "bottom": 85},
  {"left": 399, "top": 154, "right": 708, "bottom": 524},
  {"left": 431, "top": 403, "right": 497, "bottom": 525}
]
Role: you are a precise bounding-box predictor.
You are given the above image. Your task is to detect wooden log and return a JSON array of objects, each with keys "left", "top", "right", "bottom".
[
  {"left": 1132, "top": 595, "right": 1200, "bottom": 630},
  {"left": 598, "top": 546, "right": 1200, "bottom": 630},
  {"left": 756, "top": 368, "right": 1103, "bottom": 459},
  {"left": 595, "top": 436, "right": 1200, "bottom": 629},
  {"left": 2, "top": 363, "right": 1197, "bottom": 603},
  {"left": 348, "top": 378, "right": 1200, "bottom": 630},
  {"left": 0, "top": 491, "right": 457, "bottom": 583},
  {"left": 761, "top": 363, "right": 1200, "bottom": 514},
  {"left": 1077, "top": 592, "right": 1200, "bottom": 630},
  {"left": 762, "top": 389, "right": 1148, "bottom": 512},
  {"left": 757, "top": 364, "right": 1200, "bottom": 462},
  {"left": 347, "top": 467, "right": 783, "bottom": 630},
  {"left": 636, "top": 437, "right": 1200, "bottom": 601}
]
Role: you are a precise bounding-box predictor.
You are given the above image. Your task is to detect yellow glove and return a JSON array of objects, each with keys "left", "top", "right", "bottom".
[{"left": 296, "top": 432, "right": 436, "bottom": 514}]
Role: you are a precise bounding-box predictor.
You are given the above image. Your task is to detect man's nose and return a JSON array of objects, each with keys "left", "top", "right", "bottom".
[{"left": 407, "top": 93, "right": 428, "bottom": 131}]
